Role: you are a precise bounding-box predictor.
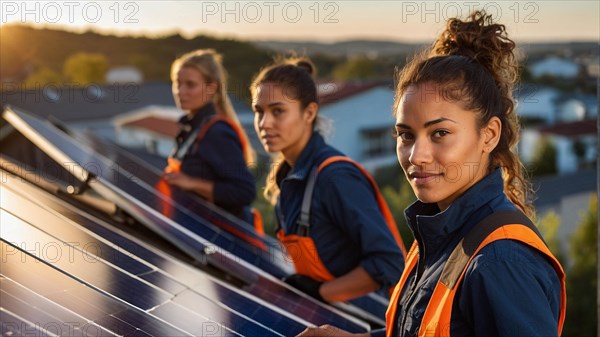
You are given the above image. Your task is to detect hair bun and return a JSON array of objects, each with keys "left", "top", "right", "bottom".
[{"left": 294, "top": 59, "right": 316, "bottom": 77}]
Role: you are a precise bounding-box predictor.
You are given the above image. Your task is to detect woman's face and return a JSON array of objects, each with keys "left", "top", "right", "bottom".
[
  {"left": 252, "top": 84, "right": 316, "bottom": 164},
  {"left": 395, "top": 82, "right": 499, "bottom": 210},
  {"left": 172, "top": 66, "right": 215, "bottom": 112}
]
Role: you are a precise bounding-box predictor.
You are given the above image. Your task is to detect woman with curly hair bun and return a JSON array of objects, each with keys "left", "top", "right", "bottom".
[{"left": 297, "top": 10, "right": 566, "bottom": 337}]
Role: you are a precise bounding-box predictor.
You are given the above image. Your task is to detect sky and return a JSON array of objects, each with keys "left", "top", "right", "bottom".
[{"left": 1, "top": 1, "right": 599, "bottom": 43}]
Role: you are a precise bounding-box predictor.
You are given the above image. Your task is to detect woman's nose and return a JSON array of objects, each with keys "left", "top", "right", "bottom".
[{"left": 408, "top": 138, "right": 433, "bottom": 166}]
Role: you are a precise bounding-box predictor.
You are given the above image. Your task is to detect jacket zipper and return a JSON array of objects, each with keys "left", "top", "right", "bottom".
[{"left": 398, "top": 225, "right": 426, "bottom": 336}]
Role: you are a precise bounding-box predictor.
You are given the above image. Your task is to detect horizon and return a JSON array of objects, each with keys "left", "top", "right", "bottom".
[
  {"left": 1, "top": 1, "right": 598, "bottom": 44},
  {"left": 3, "top": 21, "right": 599, "bottom": 46}
]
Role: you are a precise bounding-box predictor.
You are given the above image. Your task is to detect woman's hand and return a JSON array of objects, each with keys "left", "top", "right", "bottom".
[
  {"left": 162, "top": 172, "right": 214, "bottom": 202},
  {"left": 163, "top": 172, "right": 192, "bottom": 189},
  {"left": 296, "top": 325, "right": 369, "bottom": 337}
]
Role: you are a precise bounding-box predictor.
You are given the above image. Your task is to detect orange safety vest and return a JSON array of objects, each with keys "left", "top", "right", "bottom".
[
  {"left": 278, "top": 156, "right": 407, "bottom": 282},
  {"left": 160, "top": 115, "right": 265, "bottom": 235},
  {"left": 385, "top": 210, "right": 567, "bottom": 337}
]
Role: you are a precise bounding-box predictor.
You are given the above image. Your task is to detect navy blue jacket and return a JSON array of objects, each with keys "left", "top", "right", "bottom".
[
  {"left": 372, "top": 168, "right": 562, "bottom": 337},
  {"left": 175, "top": 103, "right": 255, "bottom": 220},
  {"left": 275, "top": 132, "right": 404, "bottom": 290}
]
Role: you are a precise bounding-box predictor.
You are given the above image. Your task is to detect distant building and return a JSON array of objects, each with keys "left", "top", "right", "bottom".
[
  {"left": 105, "top": 66, "right": 144, "bottom": 84},
  {"left": 515, "top": 84, "right": 597, "bottom": 124},
  {"left": 114, "top": 106, "right": 182, "bottom": 157},
  {"left": 529, "top": 56, "right": 580, "bottom": 78},
  {"left": 515, "top": 84, "right": 560, "bottom": 124},
  {"left": 1, "top": 81, "right": 177, "bottom": 141},
  {"left": 533, "top": 168, "right": 596, "bottom": 254},
  {"left": 0, "top": 82, "right": 259, "bottom": 156},
  {"left": 317, "top": 81, "right": 397, "bottom": 172},
  {"left": 520, "top": 119, "right": 597, "bottom": 174}
]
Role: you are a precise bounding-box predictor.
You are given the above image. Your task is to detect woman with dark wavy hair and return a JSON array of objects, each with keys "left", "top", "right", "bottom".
[{"left": 297, "top": 10, "right": 566, "bottom": 337}]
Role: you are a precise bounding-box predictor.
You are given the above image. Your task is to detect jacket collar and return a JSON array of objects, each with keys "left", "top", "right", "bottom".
[
  {"left": 276, "top": 131, "right": 325, "bottom": 185},
  {"left": 405, "top": 168, "right": 505, "bottom": 251},
  {"left": 178, "top": 103, "right": 217, "bottom": 132}
]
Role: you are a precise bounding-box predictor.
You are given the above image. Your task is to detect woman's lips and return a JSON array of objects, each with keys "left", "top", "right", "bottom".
[{"left": 409, "top": 171, "right": 442, "bottom": 185}]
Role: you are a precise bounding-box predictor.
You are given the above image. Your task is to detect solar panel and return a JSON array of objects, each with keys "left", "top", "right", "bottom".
[
  {"left": 1, "top": 105, "right": 386, "bottom": 326},
  {"left": 1, "top": 166, "right": 369, "bottom": 335},
  {"left": 71, "top": 121, "right": 391, "bottom": 324}
]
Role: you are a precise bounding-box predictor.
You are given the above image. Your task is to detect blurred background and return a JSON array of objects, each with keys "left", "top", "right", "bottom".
[{"left": 1, "top": 1, "right": 598, "bottom": 335}]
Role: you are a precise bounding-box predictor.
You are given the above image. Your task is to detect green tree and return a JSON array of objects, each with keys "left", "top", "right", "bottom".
[
  {"left": 563, "top": 195, "right": 597, "bottom": 337},
  {"left": 333, "top": 57, "right": 376, "bottom": 80},
  {"left": 530, "top": 136, "right": 558, "bottom": 177},
  {"left": 381, "top": 180, "right": 416, "bottom": 249},
  {"left": 24, "top": 67, "right": 63, "bottom": 88},
  {"left": 536, "top": 210, "right": 566, "bottom": 263},
  {"left": 63, "top": 52, "right": 108, "bottom": 85}
]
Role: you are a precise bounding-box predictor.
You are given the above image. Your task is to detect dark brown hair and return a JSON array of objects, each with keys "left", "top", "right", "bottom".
[
  {"left": 250, "top": 56, "right": 319, "bottom": 204},
  {"left": 395, "top": 11, "right": 533, "bottom": 217},
  {"left": 250, "top": 56, "right": 318, "bottom": 109}
]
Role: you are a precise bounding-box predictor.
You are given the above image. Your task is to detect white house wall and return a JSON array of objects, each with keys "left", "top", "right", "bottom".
[
  {"left": 319, "top": 87, "right": 396, "bottom": 167},
  {"left": 515, "top": 87, "right": 558, "bottom": 123}
]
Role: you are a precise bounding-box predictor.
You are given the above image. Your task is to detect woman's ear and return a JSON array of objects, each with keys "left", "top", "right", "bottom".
[
  {"left": 206, "top": 81, "right": 218, "bottom": 96},
  {"left": 304, "top": 102, "right": 319, "bottom": 124},
  {"left": 482, "top": 116, "right": 501, "bottom": 153}
]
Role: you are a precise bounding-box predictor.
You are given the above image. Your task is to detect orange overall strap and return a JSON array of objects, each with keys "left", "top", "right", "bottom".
[
  {"left": 419, "top": 222, "right": 566, "bottom": 336},
  {"left": 195, "top": 115, "right": 250, "bottom": 162},
  {"left": 277, "top": 230, "right": 336, "bottom": 282},
  {"left": 317, "top": 156, "right": 407, "bottom": 256},
  {"left": 386, "top": 241, "right": 419, "bottom": 337}
]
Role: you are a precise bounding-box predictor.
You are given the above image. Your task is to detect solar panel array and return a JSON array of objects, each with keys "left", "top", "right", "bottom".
[{"left": 1, "top": 106, "right": 389, "bottom": 335}]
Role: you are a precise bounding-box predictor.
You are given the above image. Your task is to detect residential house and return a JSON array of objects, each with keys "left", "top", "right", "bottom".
[
  {"left": 317, "top": 81, "right": 397, "bottom": 172},
  {"left": 533, "top": 168, "right": 597, "bottom": 254},
  {"left": 529, "top": 56, "right": 580, "bottom": 79},
  {"left": 520, "top": 119, "right": 597, "bottom": 174},
  {"left": 105, "top": 66, "right": 144, "bottom": 84},
  {"left": 514, "top": 84, "right": 560, "bottom": 124}
]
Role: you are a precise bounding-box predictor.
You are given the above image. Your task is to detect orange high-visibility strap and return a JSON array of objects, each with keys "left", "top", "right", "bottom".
[
  {"left": 164, "top": 115, "right": 249, "bottom": 174},
  {"left": 385, "top": 211, "right": 566, "bottom": 337},
  {"left": 386, "top": 241, "right": 419, "bottom": 337},
  {"left": 194, "top": 116, "right": 250, "bottom": 163},
  {"left": 159, "top": 115, "right": 267, "bottom": 248},
  {"left": 318, "top": 156, "right": 407, "bottom": 256},
  {"left": 418, "top": 224, "right": 566, "bottom": 337},
  {"left": 252, "top": 208, "right": 265, "bottom": 236},
  {"left": 165, "top": 157, "right": 182, "bottom": 173}
]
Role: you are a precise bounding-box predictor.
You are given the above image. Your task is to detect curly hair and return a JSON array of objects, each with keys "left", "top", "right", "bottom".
[{"left": 394, "top": 11, "right": 534, "bottom": 217}]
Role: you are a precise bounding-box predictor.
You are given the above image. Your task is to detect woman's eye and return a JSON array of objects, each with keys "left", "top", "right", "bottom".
[
  {"left": 432, "top": 130, "right": 449, "bottom": 138},
  {"left": 395, "top": 130, "right": 413, "bottom": 142}
]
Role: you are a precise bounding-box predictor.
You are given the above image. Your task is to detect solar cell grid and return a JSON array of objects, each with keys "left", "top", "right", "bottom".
[
  {"left": 1, "top": 164, "right": 368, "bottom": 334},
  {"left": 1, "top": 106, "right": 379, "bottom": 332}
]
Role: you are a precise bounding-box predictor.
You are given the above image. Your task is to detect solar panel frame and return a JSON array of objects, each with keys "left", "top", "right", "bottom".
[
  {"left": 1, "top": 105, "right": 385, "bottom": 327},
  {"left": 1, "top": 163, "right": 370, "bottom": 333}
]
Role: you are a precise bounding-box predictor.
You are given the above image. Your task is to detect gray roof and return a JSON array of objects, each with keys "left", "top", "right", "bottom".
[
  {"left": 532, "top": 168, "right": 597, "bottom": 207},
  {"left": 1, "top": 81, "right": 251, "bottom": 123}
]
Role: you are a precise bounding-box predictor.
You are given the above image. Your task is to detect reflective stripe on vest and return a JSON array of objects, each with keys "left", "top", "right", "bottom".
[
  {"left": 385, "top": 210, "right": 566, "bottom": 337},
  {"left": 278, "top": 155, "right": 407, "bottom": 282}
]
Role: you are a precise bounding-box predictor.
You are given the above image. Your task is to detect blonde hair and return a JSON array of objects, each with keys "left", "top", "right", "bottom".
[{"left": 172, "top": 49, "right": 255, "bottom": 164}]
